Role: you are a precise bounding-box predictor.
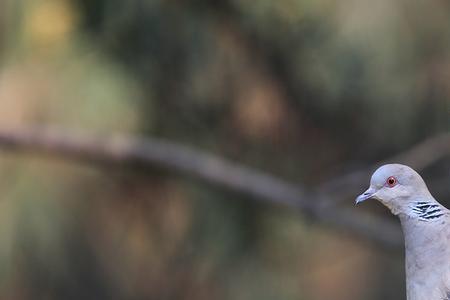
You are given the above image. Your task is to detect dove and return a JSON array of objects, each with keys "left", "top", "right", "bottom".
[{"left": 356, "top": 164, "right": 450, "bottom": 300}]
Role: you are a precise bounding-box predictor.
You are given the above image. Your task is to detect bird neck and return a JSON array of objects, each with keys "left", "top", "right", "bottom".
[
  {"left": 399, "top": 202, "right": 449, "bottom": 277},
  {"left": 405, "top": 199, "right": 445, "bottom": 221}
]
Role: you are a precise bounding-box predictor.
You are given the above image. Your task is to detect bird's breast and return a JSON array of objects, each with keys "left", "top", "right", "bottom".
[{"left": 402, "top": 216, "right": 450, "bottom": 300}]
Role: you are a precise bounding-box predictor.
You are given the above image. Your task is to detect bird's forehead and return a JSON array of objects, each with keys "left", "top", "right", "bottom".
[
  {"left": 371, "top": 168, "right": 390, "bottom": 185},
  {"left": 370, "top": 164, "right": 414, "bottom": 185}
]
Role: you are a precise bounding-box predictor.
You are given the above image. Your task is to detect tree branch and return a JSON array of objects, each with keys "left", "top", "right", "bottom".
[{"left": 0, "top": 127, "right": 423, "bottom": 250}]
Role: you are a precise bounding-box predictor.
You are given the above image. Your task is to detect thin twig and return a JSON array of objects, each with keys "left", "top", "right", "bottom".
[{"left": 319, "top": 133, "right": 450, "bottom": 200}]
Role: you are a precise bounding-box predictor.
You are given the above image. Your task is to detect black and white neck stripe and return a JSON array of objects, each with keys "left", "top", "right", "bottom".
[{"left": 411, "top": 201, "right": 444, "bottom": 221}]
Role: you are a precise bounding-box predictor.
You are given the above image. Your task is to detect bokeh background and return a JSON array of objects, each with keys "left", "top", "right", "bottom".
[{"left": 0, "top": 0, "right": 450, "bottom": 299}]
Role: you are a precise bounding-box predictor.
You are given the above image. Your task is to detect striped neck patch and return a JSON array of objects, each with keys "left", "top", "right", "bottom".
[{"left": 411, "top": 201, "right": 444, "bottom": 221}]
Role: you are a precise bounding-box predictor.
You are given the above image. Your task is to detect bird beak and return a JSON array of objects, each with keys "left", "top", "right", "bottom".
[{"left": 355, "top": 187, "right": 377, "bottom": 204}]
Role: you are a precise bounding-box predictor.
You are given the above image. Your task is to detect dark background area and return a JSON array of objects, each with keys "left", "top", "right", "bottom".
[{"left": 0, "top": 0, "right": 449, "bottom": 299}]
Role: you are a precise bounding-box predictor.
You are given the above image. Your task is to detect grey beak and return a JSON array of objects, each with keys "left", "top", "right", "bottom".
[{"left": 355, "top": 187, "right": 376, "bottom": 204}]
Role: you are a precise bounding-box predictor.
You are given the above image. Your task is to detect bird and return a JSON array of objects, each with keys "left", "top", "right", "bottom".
[{"left": 356, "top": 163, "right": 450, "bottom": 300}]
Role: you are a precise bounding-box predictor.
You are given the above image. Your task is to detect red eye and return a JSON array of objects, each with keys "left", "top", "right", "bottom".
[{"left": 386, "top": 176, "right": 397, "bottom": 187}]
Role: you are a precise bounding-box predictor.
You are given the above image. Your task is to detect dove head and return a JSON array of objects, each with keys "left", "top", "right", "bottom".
[{"left": 356, "top": 164, "right": 433, "bottom": 215}]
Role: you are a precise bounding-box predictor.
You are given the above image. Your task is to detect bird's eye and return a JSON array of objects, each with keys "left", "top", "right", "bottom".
[{"left": 386, "top": 176, "right": 397, "bottom": 187}]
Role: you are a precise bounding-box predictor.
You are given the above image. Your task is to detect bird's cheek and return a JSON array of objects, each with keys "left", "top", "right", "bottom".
[
  {"left": 373, "top": 190, "right": 390, "bottom": 203},
  {"left": 375, "top": 194, "right": 403, "bottom": 214},
  {"left": 368, "top": 189, "right": 381, "bottom": 200}
]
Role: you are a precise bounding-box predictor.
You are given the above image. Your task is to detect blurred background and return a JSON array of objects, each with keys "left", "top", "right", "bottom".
[{"left": 0, "top": 0, "right": 449, "bottom": 299}]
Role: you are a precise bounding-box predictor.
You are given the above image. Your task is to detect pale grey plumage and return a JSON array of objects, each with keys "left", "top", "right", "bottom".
[{"left": 356, "top": 164, "right": 450, "bottom": 300}]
